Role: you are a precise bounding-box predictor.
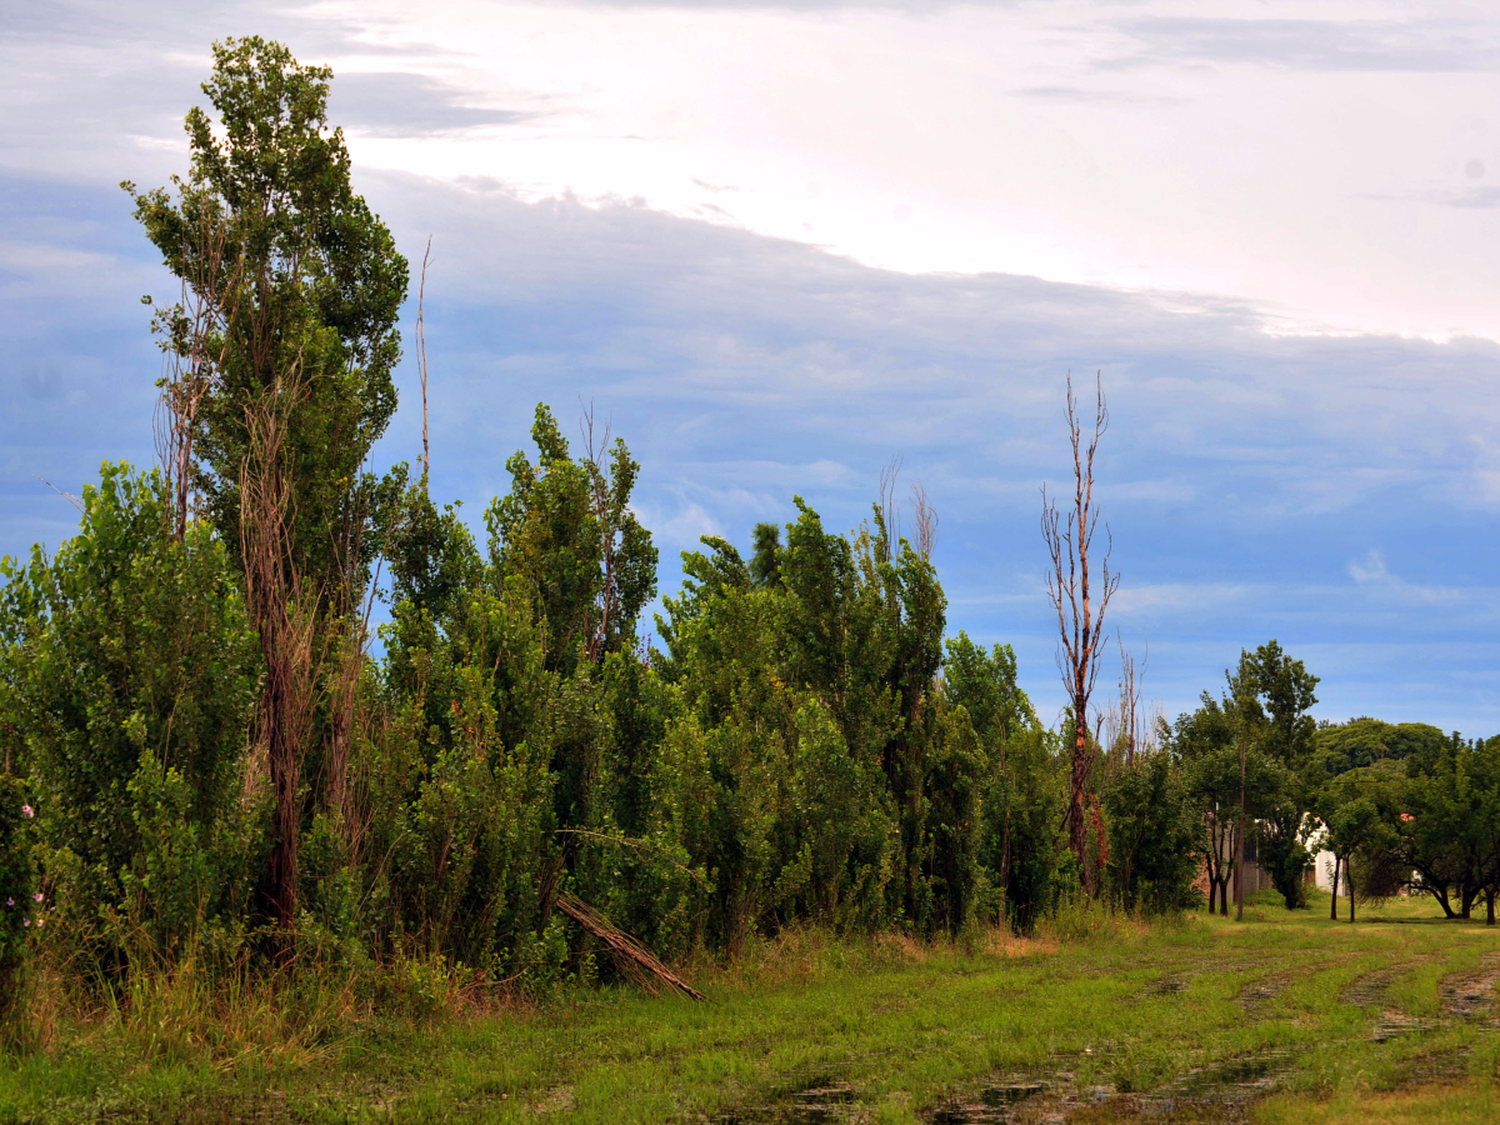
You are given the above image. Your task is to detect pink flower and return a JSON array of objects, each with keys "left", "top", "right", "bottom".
[
  {"left": 22, "top": 920, "right": 28, "bottom": 928},
  {"left": 20, "top": 805, "right": 32, "bottom": 819},
  {"left": 36, "top": 919, "right": 43, "bottom": 927},
  {"left": 1400, "top": 813, "right": 1415, "bottom": 822},
  {"left": 32, "top": 894, "right": 41, "bottom": 902}
]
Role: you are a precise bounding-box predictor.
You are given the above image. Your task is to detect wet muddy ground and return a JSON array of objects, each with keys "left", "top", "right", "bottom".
[{"left": 701, "top": 956, "right": 1499, "bottom": 1125}]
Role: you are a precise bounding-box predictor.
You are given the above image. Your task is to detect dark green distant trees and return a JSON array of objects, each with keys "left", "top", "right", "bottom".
[
  {"left": 1234, "top": 641, "right": 1320, "bottom": 909},
  {"left": 1162, "top": 641, "right": 1319, "bottom": 912}
]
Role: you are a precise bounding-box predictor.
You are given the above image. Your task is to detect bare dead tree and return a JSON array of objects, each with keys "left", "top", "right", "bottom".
[
  {"left": 1118, "top": 637, "right": 1145, "bottom": 767},
  {"left": 874, "top": 456, "right": 938, "bottom": 562},
  {"left": 1041, "top": 372, "right": 1120, "bottom": 894}
]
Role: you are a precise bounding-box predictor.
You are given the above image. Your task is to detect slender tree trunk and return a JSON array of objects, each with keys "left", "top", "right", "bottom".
[
  {"left": 1070, "top": 708, "right": 1090, "bottom": 887},
  {"left": 1330, "top": 853, "right": 1340, "bottom": 921},
  {"left": 1235, "top": 738, "right": 1245, "bottom": 921},
  {"left": 241, "top": 376, "right": 314, "bottom": 936},
  {"left": 1348, "top": 854, "right": 1356, "bottom": 923}
]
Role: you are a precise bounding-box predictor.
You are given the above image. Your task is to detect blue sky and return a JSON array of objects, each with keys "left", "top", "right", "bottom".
[{"left": 3, "top": 0, "right": 1499, "bottom": 734}]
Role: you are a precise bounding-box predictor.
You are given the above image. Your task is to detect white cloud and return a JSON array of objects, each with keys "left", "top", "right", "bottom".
[
  {"left": 1349, "top": 549, "right": 1391, "bottom": 584},
  {"left": 6, "top": 0, "right": 1500, "bottom": 734}
]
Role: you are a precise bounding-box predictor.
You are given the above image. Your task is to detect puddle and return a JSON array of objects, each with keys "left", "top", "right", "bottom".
[
  {"left": 1146, "top": 976, "right": 1187, "bottom": 996},
  {"left": 1440, "top": 955, "right": 1500, "bottom": 1020},
  {"left": 718, "top": 1076, "right": 859, "bottom": 1124},
  {"left": 929, "top": 1077, "right": 1051, "bottom": 1124},
  {"left": 1341, "top": 966, "right": 1405, "bottom": 1008},
  {"left": 925, "top": 1050, "right": 1293, "bottom": 1124},
  {"left": 1238, "top": 975, "right": 1291, "bottom": 1008}
]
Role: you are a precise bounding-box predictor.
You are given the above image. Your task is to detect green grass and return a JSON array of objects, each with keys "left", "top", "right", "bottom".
[{"left": 3, "top": 890, "right": 1497, "bottom": 1123}]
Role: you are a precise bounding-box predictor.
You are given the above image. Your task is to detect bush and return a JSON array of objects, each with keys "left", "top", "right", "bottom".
[{"left": 0, "top": 464, "right": 261, "bottom": 976}]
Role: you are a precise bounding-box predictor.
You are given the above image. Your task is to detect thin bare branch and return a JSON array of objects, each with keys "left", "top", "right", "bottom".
[
  {"left": 417, "top": 236, "right": 432, "bottom": 486},
  {"left": 1040, "top": 371, "right": 1120, "bottom": 894},
  {"left": 31, "top": 474, "right": 84, "bottom": 515}
]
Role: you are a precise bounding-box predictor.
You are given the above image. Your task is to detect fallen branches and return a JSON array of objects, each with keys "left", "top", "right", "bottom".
[{"left": 555, "top": 893, "right": 705, "bottom": 1001}]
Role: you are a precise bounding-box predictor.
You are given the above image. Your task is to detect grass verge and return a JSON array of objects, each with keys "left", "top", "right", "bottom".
[{"left": 2, "top": 890, "right": 1496, "bottom": 1123}]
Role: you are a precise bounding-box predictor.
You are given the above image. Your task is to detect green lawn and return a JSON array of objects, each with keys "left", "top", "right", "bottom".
[{"left": 5, "top": 891, "right": 1497, "bottom": 1123}]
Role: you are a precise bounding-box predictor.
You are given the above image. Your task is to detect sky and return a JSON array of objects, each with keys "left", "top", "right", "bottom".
[{"left": 2, "top": 0, "right": 1499, "bottom": 734}]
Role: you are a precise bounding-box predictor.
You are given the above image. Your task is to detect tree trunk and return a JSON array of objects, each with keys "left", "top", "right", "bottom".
[
  {"left": 1330, "top": 853, "right": 1340, "bottom": 921},
  {"left": 1347, "top": 854, "right": 1355, "bottom": 924},
  {"left": 1235, "top": 737, "right": 1245, "bottom": 922},
  {"left": 1070, "top": 709, "right": 1090, "bottom": 891}
]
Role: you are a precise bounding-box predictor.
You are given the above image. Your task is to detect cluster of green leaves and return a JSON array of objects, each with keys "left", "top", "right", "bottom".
[
  {"left": 1311, "top": 720, "right": 1500, "bottom": 920},
  {"left": 355, "top": 409, "right": 1077, "bottom": 976},
  {"left": 1163, "top": 641, "right": 1322, "bottom": 912},
  {"left": 0, "top": 466, "right": 263, "bottom": 974},
  {"left": 126, "top": 36, "right": 407, "bottom": 592}
]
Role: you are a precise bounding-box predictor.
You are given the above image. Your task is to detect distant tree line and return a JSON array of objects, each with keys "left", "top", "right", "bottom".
[{"left": 0, "top": 39, "right": 1494, "bottom": 1025}]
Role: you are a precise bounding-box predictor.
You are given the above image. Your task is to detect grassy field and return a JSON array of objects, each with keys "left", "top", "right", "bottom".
[{"left": 3, "top": 890, "right": 1496, "bottom": 1124}]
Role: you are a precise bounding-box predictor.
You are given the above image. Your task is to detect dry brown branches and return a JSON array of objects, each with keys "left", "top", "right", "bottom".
[{"left": 1041, "top": 372, "right": 1120, "bottom": 893}]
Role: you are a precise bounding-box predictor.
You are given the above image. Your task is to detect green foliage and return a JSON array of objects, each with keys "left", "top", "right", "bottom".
[
  {"left": 126, "top": 37, "right": 408, "bottom": 589},
  {"left": 1230, "top": 641, "right": 1320, "bottom": 910},
  {"left": 486, "top": 404, "right": 657, "bottom": 676},
  {"left": 0, "top": 776, "right": 37, "bottom": 1025},
  {"left": 0, "top": 465, "right": 261, "bottom": 969},
  {"left": 1103, "top": 750, "right": 1203, "bottom": 914},
  {"left": 1388, "top": 732, "right": 1500, "bottom": 919},
  {"left": 363, "top": 577, "right": 560, "bottom": 971},
  {"left": 980, "top": 725, "right": 1067, "bottom": 934},
  {"left": 1315, "top": 718, "right": 1448, "bottom": 776},
  {"left": 943, "top": 633, "right": 1061, "bottom": 934}
]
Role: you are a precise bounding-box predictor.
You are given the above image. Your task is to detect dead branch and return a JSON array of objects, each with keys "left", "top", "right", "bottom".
[
  {"left": 910, "top": 479, "right": 938, "bottom": 561},
  {"left": 877, "top": 455, "right": 904, "bottom": 558},
  {"left": 239, "top": 356, "right": 316, "bottom": 932},
  {"left": 1040, "top": 372, "right": 1120, "bottom": 893},
  {"left": 154, "top": 206, "right": 244, "bottom": 541},
  {"left": 555, "top": 893, "right": 705, "bottom": 1001},
  {"left": 417, "top": 236, "right": 432, "bottom": 486},
  {"left": 30, "top": 475, "right": 84, "bottom": 515},
  {"left": 580, "top": 400, "right": 615, "bottom": 666}
]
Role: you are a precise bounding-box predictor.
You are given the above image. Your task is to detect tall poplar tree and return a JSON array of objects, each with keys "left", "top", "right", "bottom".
[{"left": 126, "top": 37, "right": 409, "bottom": 927}]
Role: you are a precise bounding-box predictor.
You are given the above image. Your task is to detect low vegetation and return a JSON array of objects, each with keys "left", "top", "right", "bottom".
[{"left": 0, "top": 893, "right": 1495, "bottom": 1123}]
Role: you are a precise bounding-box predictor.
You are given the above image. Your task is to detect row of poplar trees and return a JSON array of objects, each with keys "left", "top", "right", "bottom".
[
  {"left": 18, "top": 40, "right": 1489, "bottom": 1017},
  {"left": 0, "top": 39, "right": 1099, "bottom": 1002}
]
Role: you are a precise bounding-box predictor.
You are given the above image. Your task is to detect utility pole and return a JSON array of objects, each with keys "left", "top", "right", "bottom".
[{"left": 1235, "top": 734, "right": 1246, "bottom": 921}]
